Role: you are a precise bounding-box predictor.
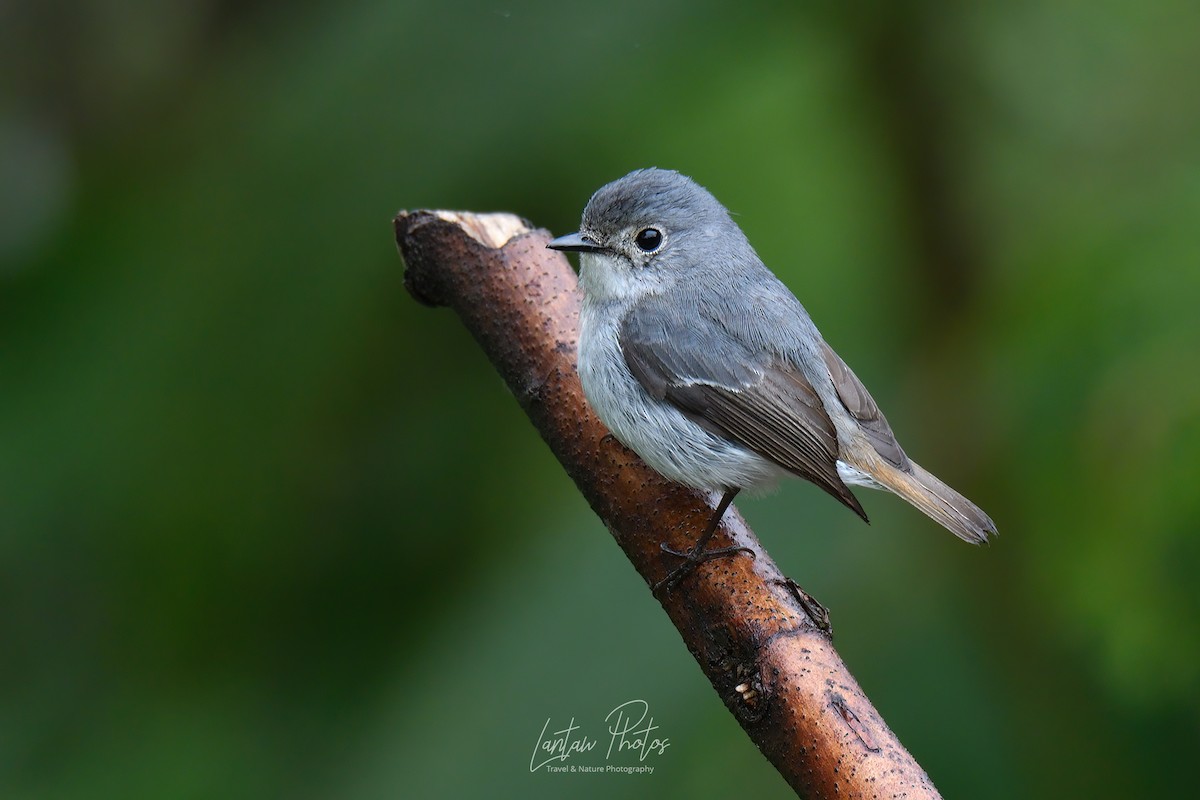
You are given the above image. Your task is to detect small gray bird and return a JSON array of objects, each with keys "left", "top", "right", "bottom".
[{"left": 548, "top": 169, "right": 995, "bottom": 587}]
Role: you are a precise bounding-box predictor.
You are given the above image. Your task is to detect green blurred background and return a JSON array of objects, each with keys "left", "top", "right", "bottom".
[{"left": 2, "top": 1, "right": 1198, "bottom": 797}]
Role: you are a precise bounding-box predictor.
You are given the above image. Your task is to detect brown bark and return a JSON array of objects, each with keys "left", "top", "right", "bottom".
[{"left": 396, "top": 209, "right": 942, "bottom": 799}]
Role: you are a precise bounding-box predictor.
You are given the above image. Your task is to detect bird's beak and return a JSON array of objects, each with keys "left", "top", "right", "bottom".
[{"left": 547, "top": 231, "right": 605, "bottom": 253}]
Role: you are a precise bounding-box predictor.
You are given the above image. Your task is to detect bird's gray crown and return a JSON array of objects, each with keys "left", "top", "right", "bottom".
[{"left": 580, "top": 168, "right": 732, "bottom": 242}]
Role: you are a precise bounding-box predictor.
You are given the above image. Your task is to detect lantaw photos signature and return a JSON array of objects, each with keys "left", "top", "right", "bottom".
[{"left": 530, "top": 699, "right": 671, "bottom": 773}]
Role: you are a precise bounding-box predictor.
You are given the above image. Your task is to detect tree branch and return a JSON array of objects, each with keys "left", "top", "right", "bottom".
[{"left": 395, "top": 209, "right": 941, "bottom": 799}]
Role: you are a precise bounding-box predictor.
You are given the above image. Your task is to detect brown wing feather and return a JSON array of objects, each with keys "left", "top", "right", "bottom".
[
  {"left": 624, "top": 337, "right": 867, "bottom": 521},
  {"left": 819, "top": 341, "right": 910, "bottom": 471}
]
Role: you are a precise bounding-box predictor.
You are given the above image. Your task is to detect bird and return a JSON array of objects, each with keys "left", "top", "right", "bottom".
[{"left": 547, "top": 168, "right": 995, "bottom": 589}]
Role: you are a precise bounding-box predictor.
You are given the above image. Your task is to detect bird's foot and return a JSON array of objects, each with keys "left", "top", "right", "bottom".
[{"left": 653, "top": 540, "right": 755, "bottom": 594}]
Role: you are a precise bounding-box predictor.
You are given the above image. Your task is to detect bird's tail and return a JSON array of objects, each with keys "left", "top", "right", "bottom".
[{"left": 862, "top": 458, "right": 996, "bottom": 545}]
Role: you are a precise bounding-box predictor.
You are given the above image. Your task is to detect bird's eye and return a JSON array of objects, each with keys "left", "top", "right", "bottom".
[{"left": 634, "top": 227, "right": 663, "bottom": 253}]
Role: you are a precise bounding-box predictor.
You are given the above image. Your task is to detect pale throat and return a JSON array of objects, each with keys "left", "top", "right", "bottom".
[{"left": 578, "top": 251, "right": 655, "bottom": 304}]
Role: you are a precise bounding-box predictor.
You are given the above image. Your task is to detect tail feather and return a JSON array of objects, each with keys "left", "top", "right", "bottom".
[{"left": 862, "top": 458, "right": 996, "bottom": 545}]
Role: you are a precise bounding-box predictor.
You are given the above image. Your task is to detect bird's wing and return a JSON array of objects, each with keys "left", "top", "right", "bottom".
[
  {"left": 819, "top": 341, "right": 910, "bottom": 471},
  {"left": 619, "top": 299, "right": 866, "bottom": 520}
]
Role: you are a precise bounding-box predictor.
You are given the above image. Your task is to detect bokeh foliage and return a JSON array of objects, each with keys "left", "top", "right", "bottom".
[{"left": 2, "top": 1, "right": 1198, "bottom": 797}]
